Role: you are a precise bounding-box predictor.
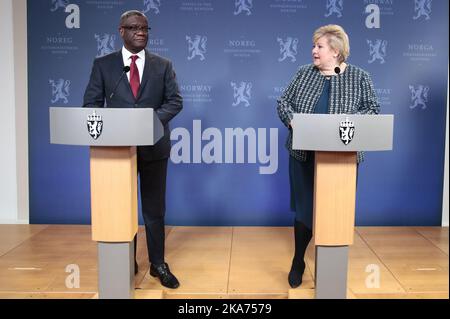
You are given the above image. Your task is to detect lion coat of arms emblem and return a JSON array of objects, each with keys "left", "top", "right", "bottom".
[
  {"left": 87, "top": 110, "right": 103, "bottom": 140},
  {"left": 339, "top": 117, "right": 355, "bottom": 145}
]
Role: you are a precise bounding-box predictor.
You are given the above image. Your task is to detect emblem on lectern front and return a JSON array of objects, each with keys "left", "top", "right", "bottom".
[
  {"left": 87, "top": 110, "right": 103, "bottom": 140},
  {"left": 339, "top": 117, "right": 355, "bottom": 145}
]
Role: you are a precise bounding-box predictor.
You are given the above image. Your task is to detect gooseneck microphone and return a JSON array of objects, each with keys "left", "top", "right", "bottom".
[
  {"left": 334, "top": 66, "right": 341, "bottom": 74},
  {"left": 109, "top": 66, "right": 131, "bottom": 99}
]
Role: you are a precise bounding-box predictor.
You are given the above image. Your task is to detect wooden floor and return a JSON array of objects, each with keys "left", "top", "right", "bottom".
[{"left": 0, "top": 225, "right": 448, "bottom": 299}]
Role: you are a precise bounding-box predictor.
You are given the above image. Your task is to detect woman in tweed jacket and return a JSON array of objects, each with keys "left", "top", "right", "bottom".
[{"left": 277, "top": 25, "right": 380, "bottom": 288}]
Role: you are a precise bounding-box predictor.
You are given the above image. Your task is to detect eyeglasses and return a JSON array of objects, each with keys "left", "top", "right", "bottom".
[{"left": 121, "top": 25, "right": 151, "bottom": 33}]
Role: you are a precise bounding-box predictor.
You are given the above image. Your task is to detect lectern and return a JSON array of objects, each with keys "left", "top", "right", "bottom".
[
  {"left": 49, "top": 107, "right": 163, "bottom": 299},
  {"left": 291, "top": 114, "right": 394, "bottom": 299}
]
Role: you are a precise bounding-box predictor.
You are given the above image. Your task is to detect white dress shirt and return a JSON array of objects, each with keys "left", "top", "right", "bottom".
[{"left": 121, "top": 46, "right": 145, "bottom": 84}]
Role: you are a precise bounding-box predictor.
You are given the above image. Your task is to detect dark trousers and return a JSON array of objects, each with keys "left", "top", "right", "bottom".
[{"left": 138, "top": 158, "right": 168, "bottom": 265}]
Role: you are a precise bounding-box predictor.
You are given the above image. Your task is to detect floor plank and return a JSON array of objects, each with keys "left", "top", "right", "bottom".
[
  {"left": 353, "top": 292, "right": 449, "bottom": 299},
  {"left": 0, "top": 292, "right": 96, "bottom": 299},
  {"left": 228, "top": 227, "right": 314, "bottom": 294},
  {"left": 134, "top": 289, "right": 164, "bottom": 299},
  {"left": 350, "top": 228, "right": 406, "bottom": 294},
  {"left": 0, "top": 225, "right": 96, "bottom": 292},
  {"left": 357, "top": 227, "right": 449, "bottom": 293},
  {"left": 0, "top": 225, "right": 48, "bottom": 257},
  {"left": 138, "top": 226, "right": 232, "bottom": 296},
  {"left": 0, "top": 225, "right": 447, "bottom": 299},
  {"left": 415, "top": 227, "right": 449, "bottom": 255},
  {"left": 305, "top": 229, "right": 406, "bottom": 294}
]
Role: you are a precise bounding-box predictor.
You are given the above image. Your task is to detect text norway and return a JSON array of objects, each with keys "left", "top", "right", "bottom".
[{"left": 170, "top": 120, "right": 278, "bottom": 175}]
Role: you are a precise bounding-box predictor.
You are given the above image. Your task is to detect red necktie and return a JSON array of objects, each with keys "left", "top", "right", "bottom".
[{"left": 129, "top": 55, "right": 140, "bottom": 99}]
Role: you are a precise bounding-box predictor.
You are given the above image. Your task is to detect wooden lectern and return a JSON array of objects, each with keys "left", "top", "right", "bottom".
[
  {"left": 90, "top": 146, "right": 138, "bottom": 243},
  {"left": 314, "top": 151, "right": 357, "bottom": 245},
  {"left": 292, "top": 114, "right": 394, "bottom": 299},
  {"left": 50, "top": 107, "right": 163, "bottom": 299}
]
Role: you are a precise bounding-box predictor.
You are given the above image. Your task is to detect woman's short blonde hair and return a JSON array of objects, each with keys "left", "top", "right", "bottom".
[{"left": 313, "top": 24, "right": 350, "bottom": 64}]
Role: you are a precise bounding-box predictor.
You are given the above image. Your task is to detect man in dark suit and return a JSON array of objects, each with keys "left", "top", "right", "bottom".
[{"left": 83, "top": 10, "right": 182, "bottom": 289}]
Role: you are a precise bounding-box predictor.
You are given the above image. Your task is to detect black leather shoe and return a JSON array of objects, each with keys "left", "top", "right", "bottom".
[
  {"left": 150, "top": 263, "right": 180, "bottom": 289},
  {"left": 134, "top": 261, "right": 139, "bottom": 275}
]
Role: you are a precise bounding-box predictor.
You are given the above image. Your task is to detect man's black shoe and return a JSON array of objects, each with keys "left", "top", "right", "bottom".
[{"left": 150, "top": 262, "right": 180, "bottom": 289}]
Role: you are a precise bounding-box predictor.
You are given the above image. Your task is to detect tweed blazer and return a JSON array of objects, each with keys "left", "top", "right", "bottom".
[{"left": 277, "top": 63, "right": 380, "bottom": 163}]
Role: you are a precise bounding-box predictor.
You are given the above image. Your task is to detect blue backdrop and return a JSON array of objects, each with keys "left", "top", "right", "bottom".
[{"left": 28, "top": 0, "right": 449, "bottom": 226}]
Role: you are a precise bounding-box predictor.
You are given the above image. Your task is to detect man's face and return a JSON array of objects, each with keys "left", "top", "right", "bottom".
[{"left": 119, "top": 15, "right": 149, "bottom": 53}]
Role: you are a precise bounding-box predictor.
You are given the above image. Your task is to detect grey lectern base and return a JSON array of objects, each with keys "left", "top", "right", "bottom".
[
  {"left": 315, "top": 246, "right": 348, "bottom": 299},
  {"left": 98, "top": 242, "right": 135, "bottom": 299}
]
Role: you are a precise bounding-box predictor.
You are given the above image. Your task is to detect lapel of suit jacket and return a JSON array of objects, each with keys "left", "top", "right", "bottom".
[{"left": 136, "top": 50, "right": 154, "bottom": 101}]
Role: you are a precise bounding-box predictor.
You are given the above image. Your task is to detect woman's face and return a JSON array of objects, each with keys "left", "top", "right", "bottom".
[{"left": 312, "top": 36, "right": 339, "bottom": 70}]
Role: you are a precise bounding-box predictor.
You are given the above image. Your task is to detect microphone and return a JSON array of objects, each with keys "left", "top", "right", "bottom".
[
  {"left": 109, "top": 66, "right": 130, "bottom": 99},
  {"left": 334, "top": 66, "right": 341, "bottom": 74}
]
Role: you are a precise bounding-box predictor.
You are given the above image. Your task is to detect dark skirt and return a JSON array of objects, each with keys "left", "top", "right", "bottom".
[
  {"left": 289, "top": 153, "right": 360, "bottom": 230},
  {"left": 289, "top": 153, "right": 314, "bottom": 230}
]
